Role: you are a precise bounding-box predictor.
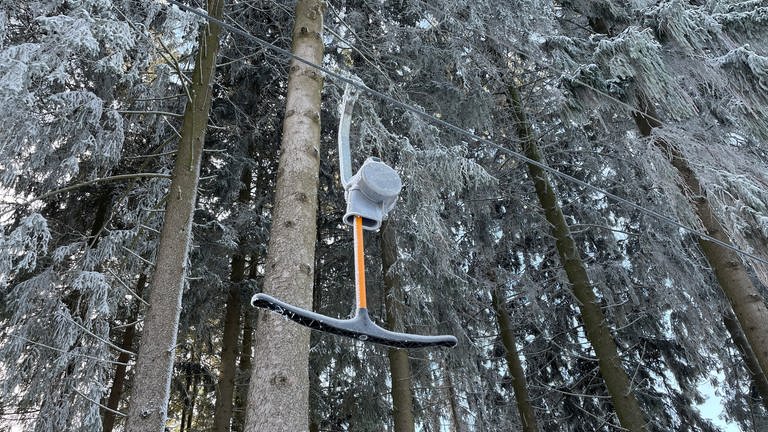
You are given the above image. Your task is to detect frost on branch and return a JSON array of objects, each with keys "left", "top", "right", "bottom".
[
  {"left": 715, "top": 46, "right": 768, "bottom": 141},
  {"left": 0, "top": 213, "right": 50, "bottom": 289},
  {"left": 36, "top": 13, "right": 100, "bottom": 55},
  {"left": 648, "top": 0, "right": 725, "bottom": 54},
  {"left": 0, "top": 6, "right": 133, "bottom": 192},
  {"left": 593, "top": 26, "right": 695, "bottom": 119},
  {"left": 2, "top": 269, "right": 113, "bottom": 432},
  {"left": 707, "top": 167, "right": 768, "bottom": 287}
]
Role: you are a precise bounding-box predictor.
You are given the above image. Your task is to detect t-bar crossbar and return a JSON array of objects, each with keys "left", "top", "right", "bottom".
[{"left": 252, "top": 216, "right": 458, "bottom": 348}]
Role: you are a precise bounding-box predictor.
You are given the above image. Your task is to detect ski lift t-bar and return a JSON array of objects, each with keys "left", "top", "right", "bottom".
[{"left": 251, "top": 80, "right": 458, "bottom": 349}]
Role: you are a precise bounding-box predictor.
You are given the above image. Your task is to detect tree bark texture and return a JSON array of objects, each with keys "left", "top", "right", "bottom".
[
  {"left": 102, "top": 274, "right": 146, "bottom": 432},
  {"left": 243, "top": 1, "right": 325, "bottom": 430},
  {"left": 381, "top": 221, "right": 416, "bottom": 432},
  {"left": 507, "top": 84, "right": 648, "bottom": 431},
  {"left": 124, "top": 1, "right": 224, "bottom": 430},
  {"left": 632, "top": 100, "right": 768, "bottom": 389},
  {"left": 491, "top": 288, "right": 539, "bottom": 432}
]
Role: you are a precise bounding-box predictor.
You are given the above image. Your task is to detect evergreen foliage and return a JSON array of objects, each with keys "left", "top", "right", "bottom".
[{"left": 0, "top": 0, "right": 766, "bottom": 431}]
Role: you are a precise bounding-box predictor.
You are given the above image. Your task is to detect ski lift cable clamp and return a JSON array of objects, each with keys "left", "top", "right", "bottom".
[{"left": 252, "top": 79, "right": 458, "bottom": 349}]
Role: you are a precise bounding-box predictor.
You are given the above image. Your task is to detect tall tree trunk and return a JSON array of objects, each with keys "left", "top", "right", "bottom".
[
  {"left": 124, "top": 1, "right": 224, "bottom": 430},
  {"left": 212, "top": 252, "right": 246, "bottom": 431},
  {"left": 213, "top": 168, "right": 252, "bottom": 432},
  {"left": 491, "top": 287, "right": 539, "bottom": 432},
  {"left": 444, "top": 367, "right": 464, "bottom": 432},
  {"left": 233, "top": 305, "right": 254, "bottom": 432},
  {"left": 428, "top": 371, "right": 443, "bottom": 432},
  {"left": 180, "top": 353, "right": 194, "bottom": 432},
  {"left": 385, "top": 313, "right": 416, "bottom": 432},
  {"left": 632, "top": 99, "right": 768, "bottom": 386},
  {"left": 381, "top": 221, "right": 416, "bottom": 432},
  {"left": 722, "top": 313, "right": 768, "bottom": 412},
  {"left": 102, "top": 274, "right": 147, "bottom": 432},
  {"left": 233, "top": 253, "right": 259, "bottom": 431},
  {"left": 243, "top": 0, "right": 324, "bottom": 430},
  {"left": 506, "top": 84, "right": 648, "bottom": 431},
  {"left": 186, "top": 367, "right": 200, "bottom": 430}
]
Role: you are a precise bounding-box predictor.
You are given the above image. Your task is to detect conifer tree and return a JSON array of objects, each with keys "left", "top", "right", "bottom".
[
  {"left": 125, "top": 0, "right": 224, "bottom": 429},
  {"left": 0, "top": 1, "right": 184, "bottom": 429},
  {"left": 505, "top": 82, "right": 648, "bottom": 431},
  {"left": 564, "top": 0, "right": 768, "bottom": 400}
]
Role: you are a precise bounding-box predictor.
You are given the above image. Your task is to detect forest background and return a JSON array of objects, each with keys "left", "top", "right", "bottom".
[{"left": 1, "top": 0, "right": 768, "bottom": 431}]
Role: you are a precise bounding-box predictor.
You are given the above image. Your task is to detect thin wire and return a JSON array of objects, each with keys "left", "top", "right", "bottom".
[{"left": 163, "top": 0, "right": 768, "bottom": 267}]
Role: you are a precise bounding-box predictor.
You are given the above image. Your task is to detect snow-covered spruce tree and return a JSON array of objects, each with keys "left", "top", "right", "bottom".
[
  {"left": 376, "top": 1, "right": 644, "bottom": 428},
  {"left": 321, "top": 1, "right": 735, "bottom": 429},
  {"left": 491, "top": 74, "right": 721, "bottom": 430},
  {"left": 504, "top": 81, "right": 647, "bottom": 431},
  {"left": 125, "top": 0, "right": 225, "bottom": 429},
  {"left": 519, "top": 1, "right": 767, "bottom": 428},
  {"left": 410, "top": 3, "right": 731, "bottom": 429},
  {"left": 0, "top": 1, "right": 192, "bottom": 430},
  {"left": 472, "top": 205, "right": 540, "bottom": 432},
  {"left": 549, "top": 2, "right": 768, "bottom": 422}
]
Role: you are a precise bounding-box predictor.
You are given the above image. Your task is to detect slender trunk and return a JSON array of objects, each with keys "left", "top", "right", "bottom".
[
  {"left": 102, "top": 323, "right": 136, "bottom": 431},
  {"left": 386, "top": 312, "right": 416, "bottom": 432},
  {"left": 381, "top": 221, "right": 416, "bottom": 432},
  {"left": 213, "top": 168, "right": 252, "bottom": 432},
  {"left": 243, "top": 1, "right": 324, "bottom": 430},
  {"left": 233, "top": 253, "right": 259, "bottom": 431},
  {"left": 102, "top": 274, "right": 147, "bottom": 432},
  {"left": 180, "top": 400, "right": 188, "bottom": 432},
  {"left": 722, "top": 313, "right": 768, "bottom": 412},
  {"left": 212, "top": 253, "right": 246, "bottom": 431},
  {"left": 444, "top": 368, "right": 464, "bottom": 432},
  {"left": 632, "top": 99, "right": 768, "bottom": 386},
  {"left": 124, "top": 2, "right": 224, "bottom": 430},
  {"left": 491, "top": 288, "right": 539, "bottom": 432},
  {"left": 233, "top": 305, "right": 254, "bottom": 431},
  {"left": 180, "top": 357, "right": 193, "bottom": 432},
  {"left": 507, "top": 84, "right": 648, "bottom": 431},
  {"left": 186, "top": 368, "right": 200, "bottom": 430},
  {"left": 428, "top": 375, "right": 442, "bottom": 432}
]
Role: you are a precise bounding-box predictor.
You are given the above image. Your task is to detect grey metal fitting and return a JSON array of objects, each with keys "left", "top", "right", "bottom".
[{"left": 343, "top": 157, "right": 402, "bottom": 230}]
